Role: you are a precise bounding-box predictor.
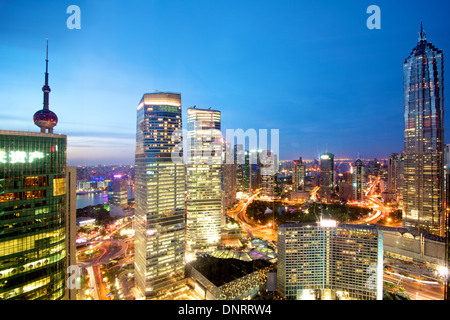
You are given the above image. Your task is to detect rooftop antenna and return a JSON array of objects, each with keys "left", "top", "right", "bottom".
[
  {"left": 43, "top": 38, "right": 49, "bottom": 110},
  {"left": 419, "top": 21, "right": 427, "bottom": 42}
]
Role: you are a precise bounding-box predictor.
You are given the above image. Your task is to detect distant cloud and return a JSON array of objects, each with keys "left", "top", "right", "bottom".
[{"left": 67, "top": 135, "right": 135, "bottom": 165}]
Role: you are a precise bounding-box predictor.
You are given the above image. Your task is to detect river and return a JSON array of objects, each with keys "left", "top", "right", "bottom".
[{"left": 76, "top": 186, "right": 135, "bottom": 209}]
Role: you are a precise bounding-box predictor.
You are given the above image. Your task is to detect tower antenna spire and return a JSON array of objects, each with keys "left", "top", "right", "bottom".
[
  {"left": 419, "top": 21, "right": 426, "bottom": 42},
  {"left": 33, "top": 39, "right": 58, "bottom": 133},
  {"left": 45, "top": 38, "right": 48, "bottom": 74},
  {"left": 43, "top": 39, "right": 50, "bottom": 110}
]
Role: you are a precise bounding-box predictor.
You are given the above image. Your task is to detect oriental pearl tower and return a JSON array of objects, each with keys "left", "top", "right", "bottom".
[{"left": 33, "top": 40, "right": 58, "bottom": 133}]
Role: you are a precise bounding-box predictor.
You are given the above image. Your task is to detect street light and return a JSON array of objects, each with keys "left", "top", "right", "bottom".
[{"left": 437, "top": 265, "right": 448, "bottom": 278}]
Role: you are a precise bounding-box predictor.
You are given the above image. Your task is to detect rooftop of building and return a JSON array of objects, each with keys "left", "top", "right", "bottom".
[
  {"left": 188, "top": 254, "right": 274, "bottom": 287},
  {"left": 187, "top": 106, "right": 221, "bottom": 113},
  {"left": 0, "top": 129, "right": 66, "bottom": 138},
  {"left": 279, "top": 221, "right": 379, "bottom": 232},
  {"left": 210, "top": 239, "right": 276, "bottom": 262},
  {"left": 373, "top": 224, "right": 446, "bottom": 243}
]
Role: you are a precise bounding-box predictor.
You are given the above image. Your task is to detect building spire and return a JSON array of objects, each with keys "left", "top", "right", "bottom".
[
  {"left": 42, "top": 39, "right": 51, "bottom": 110},
  {"left": 45, "top": 38, "right": 49, "bottom": 78},
  {"left": 419, "top": 21, "right": 427, "bottom": 42}
]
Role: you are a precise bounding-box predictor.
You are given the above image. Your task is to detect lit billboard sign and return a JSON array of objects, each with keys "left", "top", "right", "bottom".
[{"left": 0, "top": 151, "right": 45, "bottom": 164}]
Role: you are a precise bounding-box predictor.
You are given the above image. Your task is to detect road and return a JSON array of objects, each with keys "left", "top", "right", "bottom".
[
  {"left": 94, "top": 265, "right": 109, "bottom": 300},
  {"left": 77, "top": 239, "right": 128, "bottom": 268},
  {"left": 227, "top": 185, "right": 446, "bottom": 301},
  {"left": 86, "top": 266, "right": 99, "bottom": 300},
  {"left": 384, "top": 273, "right": 444, "bottom": 300},
  {"left": 77, "top": 221, "right": 131, "bottom": 300},
  {"left": 228, "top": 191, "right": 278, "bottom": 243}
]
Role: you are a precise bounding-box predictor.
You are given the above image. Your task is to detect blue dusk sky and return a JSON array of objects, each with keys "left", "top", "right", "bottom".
[{"left": 0, "top": 0, "right": 449, "bottom": 165}]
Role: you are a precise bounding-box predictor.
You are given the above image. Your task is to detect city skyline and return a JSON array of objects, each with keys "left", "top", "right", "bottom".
[
  {"left": 1, "top": 1, "right": 449, "bottom": 165},
  {"left": 1, "top": 0, "right": 449, "bottom": 304}
]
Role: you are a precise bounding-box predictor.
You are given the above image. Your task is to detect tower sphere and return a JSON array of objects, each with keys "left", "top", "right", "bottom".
[{"left": 33, "top": 108, "right": 58, "bottom": 130}]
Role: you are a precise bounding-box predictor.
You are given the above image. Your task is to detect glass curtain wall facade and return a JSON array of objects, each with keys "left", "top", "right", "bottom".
[
  {"left": 320, "top": 153, "right": 334, "bottom": 190},
  {"left": 403, "top": 27, "right": 445, "bottom": 236},
  {"left": 186, "top": 108, "right": 222, "bottom": 254},
  {"left": 352, "top": 159, "right": 366, "bottom": 201},
  {"left": 108, "top": 178, "right": 128, "bottom": 208},
  {"left": 222, "top": 141, "right": 236, "bottom": 224},
  {"left": 293, "top": 157, "right": 306, "bottom": 192},
  {"left": 261, "top": 151, "right": 277, "bottom": 197},
  {"left": 235, "top": 144, "right": 245, "bottom": 193},
  {"left": 0, "top": 131, "right": 67, "bottom": 300},
  {"left": 388, "top": 153, "right": 404, "bottom": 204},
  {"left": 134, "top": 93, "right": 186, "bottom": 299}
]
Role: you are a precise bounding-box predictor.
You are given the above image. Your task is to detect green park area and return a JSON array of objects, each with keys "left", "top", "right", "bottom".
[
  {"left": 246, "top": 200, "right": 374, "bottom": 227},
  {"left": 77, "top": 248, "right": 103, "bottom": 261}
]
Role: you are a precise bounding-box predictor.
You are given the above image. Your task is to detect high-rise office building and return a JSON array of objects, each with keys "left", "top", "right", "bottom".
[
  {"left": 320, "top": 153, "right": 334, "bottom": 190},
  {"left": 65, "top": 166, "right": 77, "bottom": 300},
  {"left": 446, "top": 207, "right": 449, "bottom": 300},
  {"left": 0, "top": 43, "right": 74, "bottom": 300},
  {"left": 445, "top": 144, "right": 450, "bottom": 300},
  {"left": 352, "top": 158, "right": 365, "bottom": 202},
  {"left": 260, "top": 150, "right": 277, "bottom": 197},
  {"left": 403, "top": 24, "right": 445, "bottom": 236},
  {"left": 367, "top": 160, "right": 381, "bottom": 177},
  {"left": 222, "top": 140, "right": 236, "bottom": 222},
  {"left": 277, "top": 221, "right": 383, "bottom": 300},
  {"left": 108, "top": 176, "right": 128, "bottom": 208},
  {"left": 0, "top": 131, "right": 70, "bottom": 300},
  {"left": 234, "top": 144, "right": 246, "bottom": 193},
  {"left": 134, "top": 92, "right": 186, "bottom": 299},
  {"left": 234, "top": 149, "right": 252, "bottom": 193},
  {"left": 388, "top": 153, "right": 404, "bottom": 204},
  {"left": 249, "top": 150, "right": 262, "bottom": 191},
  {"left": 319, "top": 153, "right": 334, "bottom": 202},
  {"left": 185, "top": 107, "right": 222, "bottom": 254},
  {"left": 292, "top": 157, "right": 306, "bottom": 192}
]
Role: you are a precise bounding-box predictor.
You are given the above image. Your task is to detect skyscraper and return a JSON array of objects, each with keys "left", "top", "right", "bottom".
[
  {"left": 65, "top": 166, "right": 77, "bottom": 300},
  {"left": 320, "top": 153, "right": 334, "bottom": 202},
  {"left": 320, "top": 153, "right": 334, "bottom": 190},
  {"left": 222, "top": 140, "right": 237, "bottom": 223},
  {"left": 234, "top": 144, "right": 246, "bottom": 193},
  {"left": 403, "top": 24, "right": 445, "bottom": 236},
  {"left": 260, "top": 150, "right": 277, "bottom": 197},
  {"left": 388, "top": 153, "right": 404, "bottom": 204},
  {"left": 352, "top": 158, "right": 366, "bottom": 202},
  {"left": 134, "top": 92, "right": 186, "bottom": 299},
  {"left": 0, "top": 131, "right": 69, "bottom": 300},
  {"left": 0, "top": 43, "right": 73, "bottom": 300},
  {"left": 185, "top": 107, "right": 222, "bottom": 254},
  {"left": 108, "top": 176, "right": 128, "bottom": 208},
  {"left": 445, "top": 144, "right": 450, "bottom": 300},
  {"left": 249, "top": 150, "right": 262, "bottom": 191},
  {"left": 292, "top": 157, "right": 306, "bottom": 192}
]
